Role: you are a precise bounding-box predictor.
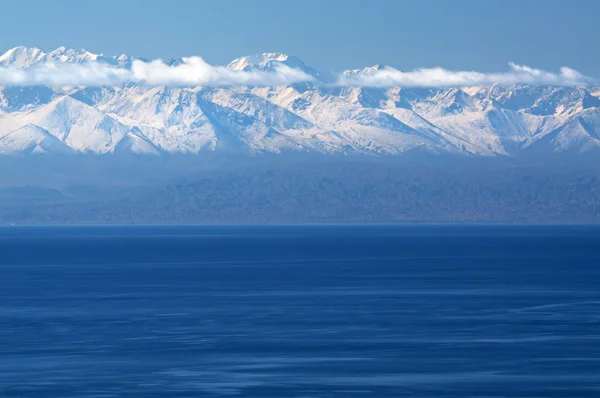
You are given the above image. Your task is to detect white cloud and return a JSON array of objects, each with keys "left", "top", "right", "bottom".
[
  {"left": 0, "top": 57, "right": 594, "bottom": 88},
  {"left": 336, "top": 62, "right": 594, "bottom": 87},
  {"left": 0, "top": 62, "right": 131, "bottom": 86},
  {"left": 0, "top": 56, "right": 315, "bottom": 87},
  {"left": 130, "top": 57, "right": 314, "bottom": 86}
]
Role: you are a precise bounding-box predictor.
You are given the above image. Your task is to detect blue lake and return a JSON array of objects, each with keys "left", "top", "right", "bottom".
[{"left": 1, "top": 225, "right": 599, "bottom": 397}]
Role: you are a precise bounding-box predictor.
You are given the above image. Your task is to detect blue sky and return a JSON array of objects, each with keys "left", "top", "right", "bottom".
[{"left": 2, "top": 0, "right": 598, "bottom": 75}]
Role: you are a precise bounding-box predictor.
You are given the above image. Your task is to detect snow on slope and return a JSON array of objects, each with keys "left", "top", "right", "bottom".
[
  {"left": 0, "top": 46, "right": 599, "bottom": 157},
  {"left": 228, "top": 53, "right": 292, "bottom": 71},
  {"left": 548, "top": 108, "right": 600, "bottom": 152},
  {"left": 0, "top": 124, "right": 72, "bottom": 154},
  {"left": 251, "top": 85, "right": 445, "bottom": 154},
  {"left": 92, "top": 86, "right": 219, "bottom": 153},
  {"left": 0, "top": 46, "right": 45, "bottom": 67},
  {"left": 113, "top": 128, "right": 162, "bottom": 155},
  {"left": 14, "top": 96, "right": 131, "bottom": 153},
  {"left": 0, "top": 85, "right": 55, "bottom": 111},
  {"left": 228, "top": 53, "right": 322, "bottom": 80}
]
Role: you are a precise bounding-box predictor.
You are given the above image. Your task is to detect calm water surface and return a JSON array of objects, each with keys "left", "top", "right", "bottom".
[{"left": 1, "top": 225, "right": 599, "bottom": 397}]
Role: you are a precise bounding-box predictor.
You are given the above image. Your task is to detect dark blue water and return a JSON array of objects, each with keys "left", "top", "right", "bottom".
[{"left": 1, "top": 226, "right": 600, "bottom": 397}]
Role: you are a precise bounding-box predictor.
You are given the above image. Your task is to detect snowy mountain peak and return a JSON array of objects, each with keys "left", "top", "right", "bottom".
[
  {"left": 227, "top": 53, "right": 322, "bottom": 82},
  {"left": 52, "top": 46, "right": 67, "bottom": 53},
  {"left": 0, "top": 124, "right": 72, "bottom": 155},
  {"left": 0, "top": 46, "right": 105, "bottom": 68},
  {"left": 0, "top": 46, "right": 46, "bottom": 67},
  {"left": 228, "top": 53, "right": 291, "bottom": 71},
  {"left": 42, "top": 47, "right": 100, "bottom": 64},
  {"left": 343, "top": 64, "right": 386, "bottom": 77},
  {"left": 261, "top": 52, "right": 290, "bottom": 62}
]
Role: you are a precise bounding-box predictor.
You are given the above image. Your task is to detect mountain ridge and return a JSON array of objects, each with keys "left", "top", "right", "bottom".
[{"left": 1, "top": 46, "right": 600, "bottom": 157}]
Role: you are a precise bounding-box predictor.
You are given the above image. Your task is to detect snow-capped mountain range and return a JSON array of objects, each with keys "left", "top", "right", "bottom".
[{"left": 1, "top": 46, "right": 600, "bottom": 157}]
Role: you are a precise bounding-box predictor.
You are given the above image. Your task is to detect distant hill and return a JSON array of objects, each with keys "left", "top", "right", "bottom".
[{"left": 2, "top": 160, "right": 600, "bottom": 225}]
